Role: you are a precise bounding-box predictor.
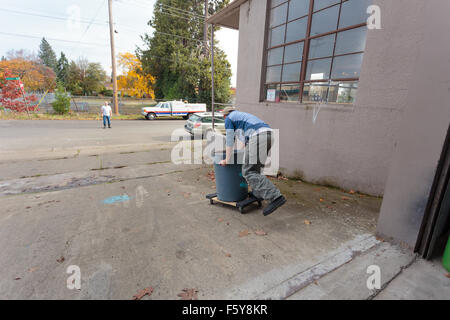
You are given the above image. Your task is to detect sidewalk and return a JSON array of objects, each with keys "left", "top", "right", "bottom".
[
  {"left": 374, "top": 257, "right": 450, "bottom": 300},
  {"left": 286, "top": 239, "right": 450, "bottom": 300}
]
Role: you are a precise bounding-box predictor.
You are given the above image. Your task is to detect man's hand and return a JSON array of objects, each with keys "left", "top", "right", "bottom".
[{"left": 220, "top": 146, "right": 233, "bottom": 167}]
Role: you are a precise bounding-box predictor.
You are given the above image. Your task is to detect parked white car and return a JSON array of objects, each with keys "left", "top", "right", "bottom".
[
  {"left": 184, "top": 112, "right": 226, "bottom": 137},
  {"left": 141, "top": 101, "right": 207, "bottom": 120}
]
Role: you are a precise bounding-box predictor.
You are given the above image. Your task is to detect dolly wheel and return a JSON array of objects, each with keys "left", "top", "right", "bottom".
[
  {"left": 257, "top": 201, "right": 262, "bottom": 208},
  {"left": 239, "top": 207, "right": 245, "bottom": 214},
  {"left": 210, "top": 199, "right": 214, "bottom": 205}
]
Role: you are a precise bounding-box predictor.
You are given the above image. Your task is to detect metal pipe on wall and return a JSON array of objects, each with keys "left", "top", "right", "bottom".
[{"left": 211, "top": 23, "right": 215, "bottom": 130}]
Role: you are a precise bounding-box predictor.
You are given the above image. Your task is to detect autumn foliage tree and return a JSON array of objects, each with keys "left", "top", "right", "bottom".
[
  {"left": 0, "top": 59, "right": 56, "bottom": 92},
  {"left": 0, "top": 69, "right": 38, "bottom": 112},
  {"left": 117, "top": 52, "right": 155, "bottom": 99}
]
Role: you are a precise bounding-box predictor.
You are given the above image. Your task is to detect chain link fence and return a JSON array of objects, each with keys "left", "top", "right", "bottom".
[
  {"left": 6, "top": 93, "right": 230, "bottom": 115},
  {"left": 33, "top": 93, "right": 156, "bottom": 115}
]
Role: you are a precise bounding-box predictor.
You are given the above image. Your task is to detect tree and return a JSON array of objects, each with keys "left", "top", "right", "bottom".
[
  {"left": 56, "top": 52, "right": 70, "bottom": 87},
  {"left": 0, "top": 69, "right": 38, "bottom": 112},
  {"left": 65, "top": 58, "right": 106, "bottom": 95},
  {"left": 38, "top": 38, "right": 57, "bottom": 71},
  {"left": 137, "top": 0, "right": 231, "bottom": 106},
  {"left": 0, "top": 59, "right": 56, "bottom": 92},
  {"left": 6, "top": 49, "right": 38, "bottom": 61},
  {"left": 66, "top": 60, "right": 83, "bottom": 95},
  {"left": 83, "top": 62, "right": 106, "bottom": 95},
  {"left": 117, "top": 52, "right": 155, "bottom": 99},
  {"left": 52, "top": 82, "right": 71, "bottom": 114}
]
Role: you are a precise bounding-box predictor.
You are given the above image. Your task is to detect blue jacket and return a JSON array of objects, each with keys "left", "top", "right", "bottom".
[{"left": 225, "top": 111, "right": 270, "bottom": 147}]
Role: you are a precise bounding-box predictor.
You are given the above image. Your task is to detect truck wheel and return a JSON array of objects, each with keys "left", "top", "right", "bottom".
[{"left": 146, "top": 113, "right": 156, "bottom": 120}]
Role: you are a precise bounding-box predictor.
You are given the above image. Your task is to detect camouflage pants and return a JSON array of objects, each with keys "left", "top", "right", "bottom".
[{"left": 242, "top": 131, "right": 282, "bottom": 202}]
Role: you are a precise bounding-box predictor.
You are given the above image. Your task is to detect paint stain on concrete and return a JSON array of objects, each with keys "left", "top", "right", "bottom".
[{"left": 103, "top": 195, "right": 131, "bottom": 204}]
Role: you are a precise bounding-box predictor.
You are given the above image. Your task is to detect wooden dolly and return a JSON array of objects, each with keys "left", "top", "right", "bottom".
[{"left": 206, "top": 192, "right": 262, "bottom": 214}]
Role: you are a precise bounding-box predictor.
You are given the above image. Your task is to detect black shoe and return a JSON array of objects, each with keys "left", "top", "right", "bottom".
[
  {"left": 263, "top": 196, "right": 286, "bottom": 216},
  {"left": 108, "top": 126, "right": 111, "bottom": 128}
]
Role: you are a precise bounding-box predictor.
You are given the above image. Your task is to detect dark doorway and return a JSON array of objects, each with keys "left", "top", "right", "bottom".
[{"left": 416, "top": 125, "right": 450, "bottom": 259}]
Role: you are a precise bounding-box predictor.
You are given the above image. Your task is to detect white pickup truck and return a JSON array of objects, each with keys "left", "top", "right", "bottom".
[{"left": 141, "top": 101, "right": 207, "bottom": 120}]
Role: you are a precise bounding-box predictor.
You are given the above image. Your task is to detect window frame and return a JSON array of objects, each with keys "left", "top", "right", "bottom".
[{"left": 262, "top": 0, "right": 369, "bottom": 104}]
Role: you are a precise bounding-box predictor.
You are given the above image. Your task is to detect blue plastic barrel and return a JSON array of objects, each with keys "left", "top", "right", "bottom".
[{"left": 214, "top": 151, "right": 248, "bottom": 202}]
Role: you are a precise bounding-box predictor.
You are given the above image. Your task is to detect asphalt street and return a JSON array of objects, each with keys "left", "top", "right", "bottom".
[{"left": 0, "top": 119, "right": 186, "bottom": 161}]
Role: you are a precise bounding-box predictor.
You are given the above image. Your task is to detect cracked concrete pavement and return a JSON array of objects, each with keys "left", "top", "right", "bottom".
[{"left": 2, "top": 120, "right": 443, "bottom": 300}]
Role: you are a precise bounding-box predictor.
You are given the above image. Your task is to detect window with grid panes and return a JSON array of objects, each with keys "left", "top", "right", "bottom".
[{"left": 264, "top": 0, "right": 372, "bottom": 104}]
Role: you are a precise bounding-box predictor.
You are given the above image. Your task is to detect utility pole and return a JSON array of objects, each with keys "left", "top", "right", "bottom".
[{"left": 108, "top": 0, "right": 119, "bottom": 115}]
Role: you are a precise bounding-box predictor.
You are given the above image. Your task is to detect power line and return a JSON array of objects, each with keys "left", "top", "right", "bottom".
[
  {"left": 0, "top": 3, "right": 210, "bottom": 62},
  {"left": 157, "top": 9, "right": 204, "bottom": 21},
  {"left": 100, "top": 0, "right": 205, "bottom": 19},
  {"left": 2, "top": 4, "right": 195, "bottom": 40},
  {"left": 1, "top": 3, "right": 207, "bottom": 33},
  {"left": 0, "top": 31, "right": 109, "bottom": 48},
  {"left": 78, "top": 1, "right": 107, "bottom": 42},
  {"left": 0, "top": 30, "right": 200, "bottom": 69},
  {"left": 144, "top": 6, "right": 205, "bottom": 21},
  {"left": 120, "top": 0, "right": 204, "bottom": 20},
  {"left": 135, "top": 0, "right": 205, "bottom": 18},
  {"left": 0, "top": 6, "right": 204, "bottom": 44},
  {"left": 156, "top": 7, "right": 205, "bottom": 20},
  {"left": 129, "top": 0, "right": 205, "bottom": 17},
  {"left": 0, "top": 32, "right": 208, "bottom": 69},
  {"left": 0, "top": 8, "right": 108, "bottom": 26},
  {"left": 0, "top": 23, "right": 203, "bottom": 50},
  {"left": 118, "top": 25, "right": 204, "bottom": 43},
  {"left": 159, "top": 3, "right": 205, "bottom": 18}
]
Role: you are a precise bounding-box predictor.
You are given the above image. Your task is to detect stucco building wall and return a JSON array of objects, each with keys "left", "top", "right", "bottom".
[
  {"left": 234, "top": 0, "right": 428, "bottom": 196},
  {"left": 376, "top": 1, "right": 450, "bottom": 247}
]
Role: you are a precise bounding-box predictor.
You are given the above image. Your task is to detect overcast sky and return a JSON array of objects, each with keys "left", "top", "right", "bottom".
[{"left": 0, "top": 0, "right": 239, "bottom": 86}]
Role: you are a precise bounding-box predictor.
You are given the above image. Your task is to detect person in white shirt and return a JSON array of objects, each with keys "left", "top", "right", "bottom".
[{"left": 101, "top": 102, "right": 112, "bottom": 128}]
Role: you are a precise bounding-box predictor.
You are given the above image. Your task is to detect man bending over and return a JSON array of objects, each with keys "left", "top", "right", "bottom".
[{"left": 219, "top": 107, "right": 286, "bottom": 216}]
